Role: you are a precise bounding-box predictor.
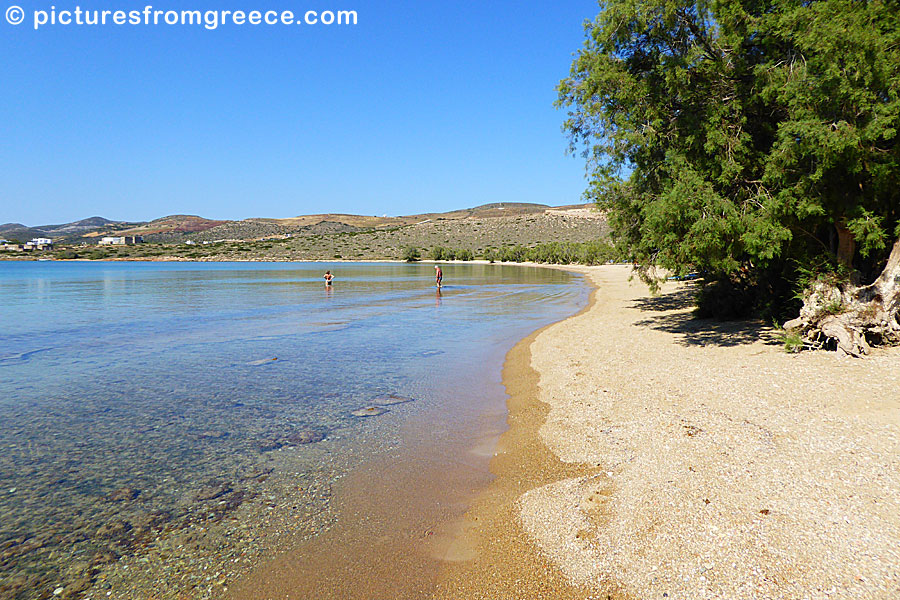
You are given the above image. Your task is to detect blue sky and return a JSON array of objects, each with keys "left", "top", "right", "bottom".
[{"left": 1, "top": 0, "right": 599, "bottom": 224}]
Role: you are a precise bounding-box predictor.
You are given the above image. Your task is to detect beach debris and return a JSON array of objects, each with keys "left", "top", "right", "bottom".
[
  {"left": 682, "top": 423, "right": 703, "bottom": 437},
  {"left": 286, "top": 430, "right": 326, "bottom": 445},
  {"left": 351, "top": 407, "right": 388, "bottom": 417},
  {"left": 247, "top": 358, "right": 278, "bottom": 366},
  {"left": 371, "top": 394, "right": 415, "bottom": 406}
]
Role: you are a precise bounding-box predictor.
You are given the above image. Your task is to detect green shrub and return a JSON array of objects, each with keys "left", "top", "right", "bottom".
[
  {"left": 782, "top": 330, "right": 804, "bottom": 353},
  {"left": 823, "top": 299, "right": 846, "bottom": 315},
  {"left": 402, "top": 246, "right": 420, "bottom": 262},
  {"left": 477, "top": 241, "right": 617, "bottom": 266}
]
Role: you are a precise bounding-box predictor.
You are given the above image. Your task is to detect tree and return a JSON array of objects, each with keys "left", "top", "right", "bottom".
[
  {"left": 558, "top": 0, "right": 900, "bottom": 355},
  {"left": 402, "top": 246, "right": 420, "bottom": 262}
]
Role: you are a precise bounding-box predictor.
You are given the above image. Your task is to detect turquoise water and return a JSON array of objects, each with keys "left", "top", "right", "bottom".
[{"left": 0, "top": 261, "right": 586, "bottom": 598}]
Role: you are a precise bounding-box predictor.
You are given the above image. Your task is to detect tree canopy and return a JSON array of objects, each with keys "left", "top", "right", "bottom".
[{"left": 558, "top": 0, "right": 900, "bottom": 319}]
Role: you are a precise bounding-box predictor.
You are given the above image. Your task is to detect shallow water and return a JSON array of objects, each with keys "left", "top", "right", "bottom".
[{"left": 0, "top": 261, "right": 587, "bottom": 598}]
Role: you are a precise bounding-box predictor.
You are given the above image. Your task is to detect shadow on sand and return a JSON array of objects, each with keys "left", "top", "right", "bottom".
[{"left": 631, "top": 285, "right": 780, "bottom": 348}]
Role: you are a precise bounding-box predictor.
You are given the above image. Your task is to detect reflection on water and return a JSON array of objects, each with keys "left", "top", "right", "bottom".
[{"left": 0, "top": 261, "right": 586, "bottom": 599}]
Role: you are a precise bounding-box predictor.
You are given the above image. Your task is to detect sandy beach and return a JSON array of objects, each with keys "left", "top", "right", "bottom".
[{"left": 435, "top": 264, "right": 900, "bottom": 599}]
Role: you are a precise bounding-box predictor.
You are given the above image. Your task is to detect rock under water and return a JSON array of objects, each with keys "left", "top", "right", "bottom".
[
  {"left": 371, "top": 394, "right": 415, "bottom": 406},
  {"left": 351, "top": 407, "right": 388, "bottom": 417}
]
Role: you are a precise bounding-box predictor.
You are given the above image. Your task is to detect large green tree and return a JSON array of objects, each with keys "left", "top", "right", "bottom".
[{"left": 559, "top": 0, "right": 900, "bottom": 354}]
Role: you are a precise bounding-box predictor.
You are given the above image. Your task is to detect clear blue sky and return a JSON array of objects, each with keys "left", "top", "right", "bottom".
[{"left": 1, "top": 0, "right": 599, "bottom": 225}]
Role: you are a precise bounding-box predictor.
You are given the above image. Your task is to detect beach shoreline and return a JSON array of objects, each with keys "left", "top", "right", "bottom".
[
  {"left": 431, "top": 267, "right": 613, "bottom": 599},
  {"left": 0, "top": 260, "right": 587, "bottom": 600},
  {"left": 436, "top": 264, "right": 900, "bottom": 599},
  {"left": 211, "top": 263, "right": 593, "bottom": 600}
]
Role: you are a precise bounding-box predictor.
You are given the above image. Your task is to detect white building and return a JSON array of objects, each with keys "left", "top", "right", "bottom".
[
  {"left": 99, "top": 236, "right": 143, "bottom": 245},
  {"left": 25, "top": 238, "right": 53, "bottom": 250}
]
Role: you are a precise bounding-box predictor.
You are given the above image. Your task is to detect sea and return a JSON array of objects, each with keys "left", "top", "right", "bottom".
[{"left": 0, "top": 261, "right": 587, "bottom": 599}]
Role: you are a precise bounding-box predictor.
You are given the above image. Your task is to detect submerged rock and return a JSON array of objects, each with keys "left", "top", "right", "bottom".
[
  {"left": 247, "top": 358, "right": 278, "bottom": 366},
  {"left": 257, "top": 439, "right": 285, "bottom": 452},
  {"left": 371, "top": 394, "right": 415, "bottom": 406},
  {"left": 194, "top": 480, "right": 232, "bottom": 502},
  {"left": 351, "top": 407, "right": 388, "bottom": 418},
  {"left": 286, "top": 430, "right": 326, "bottom": 445},
  {"left": 95, "top": 519, "right": 133, "bottom": 541},
  {"left": 107, "top": 487, "right": 140, "bottom": 503}
]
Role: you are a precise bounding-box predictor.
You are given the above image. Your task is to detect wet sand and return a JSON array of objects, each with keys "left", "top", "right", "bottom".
[
  {"left": 431, "top": 267, "right": 630, "bottom": 600},
  {"left": 432, "top": 318, "right": 619, "bottom": 600},
  {"left": 227, "top": 381, "right": 511, "bottom": 599}
]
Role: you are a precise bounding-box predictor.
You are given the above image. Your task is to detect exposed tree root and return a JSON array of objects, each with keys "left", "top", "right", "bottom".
[{"left": 784, "top": 238, "right": 900, "bottom": 357}]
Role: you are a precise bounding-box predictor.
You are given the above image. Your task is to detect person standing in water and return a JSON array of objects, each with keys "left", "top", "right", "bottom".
[
  {"left": 324, "top": 270, "right": 334, "bottom": 286},
  {"left": 434, "top": 265, "right": 442, "bottom": 289}
]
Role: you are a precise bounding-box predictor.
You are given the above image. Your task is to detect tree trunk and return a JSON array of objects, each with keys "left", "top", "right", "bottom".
[
  {"left": 835, "top": 221, "right": 856, "bottom": 269},
  {"left": 784, "top": 237, "right": 900, "bottom": 356}
]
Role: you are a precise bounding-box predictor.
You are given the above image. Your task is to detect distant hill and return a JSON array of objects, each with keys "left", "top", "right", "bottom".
[
  {"left": 0, "top": 223, "right": 37, "bottom": 243},
  {"left": 41, "top": 216, "right": 120, "bottom": 233},
  {"left": 1, "top": 217, "right": 130, "bottom": 242},
  {"left": 6, "top": 203, "right": 600, "bottom": 244}
]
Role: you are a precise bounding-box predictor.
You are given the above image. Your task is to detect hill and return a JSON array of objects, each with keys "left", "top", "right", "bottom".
[
  {"left": 0, "top": 217, "right": 126, "bottom": 242},
  {"left": 2, "top": 203, "right": 609, "bottom": 261}
]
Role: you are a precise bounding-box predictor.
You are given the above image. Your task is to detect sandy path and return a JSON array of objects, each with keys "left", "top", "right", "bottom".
[{"left": 436, "top": 264, "right": 900, "bottom": 600}]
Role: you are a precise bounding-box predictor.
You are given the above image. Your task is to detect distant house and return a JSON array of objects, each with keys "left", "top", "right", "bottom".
[
  {"left": 99, "top": 236, "right": 143, "bottom": 246},
  {"left": 2, "top": 243, "right": 24, "bottom": 251},
  {"left": 24, "top": 238, "right": 53, "bottom": 251}
]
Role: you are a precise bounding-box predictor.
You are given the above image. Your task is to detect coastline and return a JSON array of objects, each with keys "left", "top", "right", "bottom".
[
  {"left": 214, "top": 262, "right": 592, "bottom": 599},
  {"left": 436, "top": 264, "right": 900, "bottom": 599},
  {"left": 0, "top": 256, "right": 551, "bottom": 264},
  {"left": 432, "top": 269, "right": 614, "bottom": 599},
  {"left": 1, "top": 260, "right": 585, "bottom": 600}
]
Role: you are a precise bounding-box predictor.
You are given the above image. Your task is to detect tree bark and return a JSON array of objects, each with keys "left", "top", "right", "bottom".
[
  {"left": 784, "top": 237, "right": 900, "bottom": 356},
  {"left": 835, "top": 221, "right": 856, "bottom": 269}
]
